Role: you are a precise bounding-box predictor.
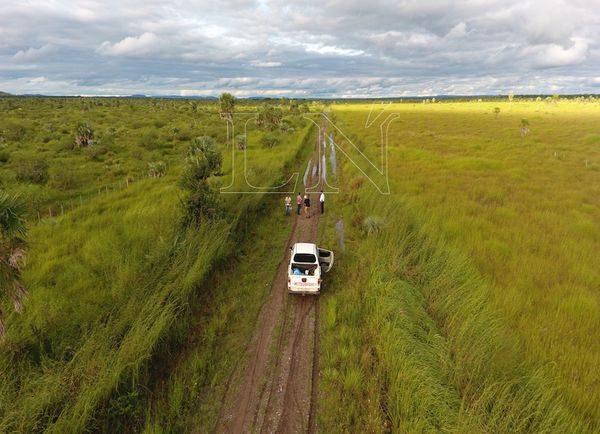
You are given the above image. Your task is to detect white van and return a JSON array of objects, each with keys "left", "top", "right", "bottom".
[{"left": 287, "top": 243, "right": 334, "bottom": 295}]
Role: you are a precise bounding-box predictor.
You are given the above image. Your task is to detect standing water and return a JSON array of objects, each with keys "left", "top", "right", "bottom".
[
  {"left": 329, "top": 134, "right": 337, "bottom": 180},
  {"left": 303, "top": 159, "right": 312, "bottom": 188},
  {"left": 335, "top": 219, "right": 346, "bottom": 252}
]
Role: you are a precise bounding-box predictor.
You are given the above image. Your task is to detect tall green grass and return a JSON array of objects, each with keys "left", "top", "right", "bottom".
[
  {"left": 319, "top": 100, "right": 599, "bottom": 432},
  {"left": 0, "top": 97, "right": 315, "bottom": 432}
]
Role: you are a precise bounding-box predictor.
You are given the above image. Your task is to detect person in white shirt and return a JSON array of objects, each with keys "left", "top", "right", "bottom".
[
  {"left": 319, "top": 190, "right": 325, "bottom": 214},
  {"left": 284, "top": 195, "right": 292, "bottom": 216}
]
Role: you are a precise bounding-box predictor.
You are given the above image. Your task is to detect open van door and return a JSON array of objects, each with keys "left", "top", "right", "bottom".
[{"left": 318, "top": 248, "right": 334, "bottom": 273}]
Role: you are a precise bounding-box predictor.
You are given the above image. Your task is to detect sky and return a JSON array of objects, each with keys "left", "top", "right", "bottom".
[{"left": 1, "top": 0, "right": 599, "bottom": 97}]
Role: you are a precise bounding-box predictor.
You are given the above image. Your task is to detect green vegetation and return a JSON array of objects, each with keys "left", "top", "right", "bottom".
[
  {"left": 318, "top": 99, "right": 600, "bottom": 432},
  {"left": 0, "top": 192, "right": 28, "bottom": 339},
  {"left": 0, "top": 96, "right": 312, "bottom": 432},
  {"left": 2, "top": 95, "right": 599, "bottom": 432}
]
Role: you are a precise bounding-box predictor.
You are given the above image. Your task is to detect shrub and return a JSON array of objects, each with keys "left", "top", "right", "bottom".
[
  {"left": 280, "top": 120, "right": 292, "bottom": 133},
  {"left": 85, "top": 145, "right": 108, "bottom": 161},
  {"left": 189, "top": 136, "right": 222, "bottom": 171},
  {"left": 362, "top": 216, "right": 384, "bottom": 235},
  {"left": 256, "top": 104, "right": 283, "bottom": 131},
  {"left": 0, "top": 150, "right": 10, "bottom": 163},
  {"left": 138, "top": 130, "right": 162, "bottom": 150},
  {"left": 148, "top": 161, "right": 167, "bottom": 178},
  {"left": 75, "top": 122, "right": 94, "bottom": 147},
  {"left": 261, "top": 134, "right": 280, "bottom": 148},
  {"left": 235, "top": 134, "right": 247, "bottom": 150},
  {"left": 15, "top": 158, "right": 49, "bottom": 184}
]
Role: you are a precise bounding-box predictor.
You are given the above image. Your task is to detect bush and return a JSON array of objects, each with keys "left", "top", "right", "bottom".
[
  {"left": 189, "top": 136, "right": 222, "bottom": 171},
  {"left": 256, "top": 104, "right": 283, "bottom": 131},
  {"left": 85, "top": 146, "right": 108, "bottom": 161},
  {"left": 75, "top": 122, "right": 94, "bottom": 147},
  {"left": 15, "top": 158, "right": 49, "bottom": 184},
  {"left": 261, "top": 134, "right": 280, "bottom": 148},
  {"left": 0, "top": 150, "right": 10, "bottom": 163},
  {"left": 235, "top": 134, "right": 247, "bottom": 150},
  {"left": 148, "top": 161, "right": 167, "bottom": 178},
  {"left": 362, "top": 216, "right": 384, "bottom": 235},
  {"left": 138, "top": 130, "right": 163, "bottom": 150}
]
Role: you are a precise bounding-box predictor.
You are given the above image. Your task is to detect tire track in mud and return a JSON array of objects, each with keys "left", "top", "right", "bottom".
[{"left": 216, "top": 125, "right": 326, "bottom": 434}]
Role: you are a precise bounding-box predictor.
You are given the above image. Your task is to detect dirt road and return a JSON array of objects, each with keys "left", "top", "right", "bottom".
[{"left": 216, "top": 130, "right": 325, "bottom": 434}]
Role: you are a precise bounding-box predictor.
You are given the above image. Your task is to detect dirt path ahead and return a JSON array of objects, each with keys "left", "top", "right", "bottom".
[{"left": 216, "top": 130, "right": 325, "bottom": 434}]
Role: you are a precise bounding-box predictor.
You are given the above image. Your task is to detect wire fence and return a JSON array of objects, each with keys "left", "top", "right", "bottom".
[{"left": 34, "top": 157, "right": 180, "bottom": 223}]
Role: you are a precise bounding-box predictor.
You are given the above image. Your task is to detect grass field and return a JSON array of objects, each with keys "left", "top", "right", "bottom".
[
  {"left": 2, "top": 96, "right": 599, "bottom": 432},
  {"left": 318, "top": 99, "right": 600, "bottom": 432},
  {"left": 0, "top": 96, "right": 313, "bottom": 432}
]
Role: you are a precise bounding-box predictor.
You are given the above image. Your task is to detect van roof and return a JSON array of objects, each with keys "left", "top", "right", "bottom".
[{"left": 294, "top": 243, "right": 316, "bottom": 254}]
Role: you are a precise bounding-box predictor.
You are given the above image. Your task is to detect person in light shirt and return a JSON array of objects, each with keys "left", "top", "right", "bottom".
[{"left": 296, "top": 192, "right": 303, "bottom": 215}]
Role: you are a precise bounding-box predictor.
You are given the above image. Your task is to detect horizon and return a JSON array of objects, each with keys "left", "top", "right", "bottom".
[{"left": 2, "top": 91, "right": 600, "bottom": 100}]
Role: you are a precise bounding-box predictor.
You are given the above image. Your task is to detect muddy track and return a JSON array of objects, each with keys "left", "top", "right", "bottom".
[{"left": 216, "top": 126, "right": 325, "bottom": 434}]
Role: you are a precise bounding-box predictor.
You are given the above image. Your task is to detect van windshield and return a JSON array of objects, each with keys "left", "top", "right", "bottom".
[{"left": 293, "top": 253, "right": 316, "bottom": 263}]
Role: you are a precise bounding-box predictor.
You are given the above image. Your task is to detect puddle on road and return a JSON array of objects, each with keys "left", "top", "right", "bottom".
[
  {"left": 321, "top": 155, "right": 327, "bottom": 184},
  {"left": 329, "top": 134, "right": 337, "bottom": 180},
  {"left": 335, "top": 219, "right": 345, "bottom": 252},
  {"left": 303, "top": 159, "right": 312, "bottom": 188}
]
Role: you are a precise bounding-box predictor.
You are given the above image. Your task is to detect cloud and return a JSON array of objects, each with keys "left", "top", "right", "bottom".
[
  {"left": 251, "top": 60, "right": 282, "bottom": 67},
  {"left": 446, "top": 22, "right": 467, "bottom": 39},
  {"left": 13, "top": 45, "right": 55, "bottom": 62},
  {"left": 97, "top": 32, "right": 159, "bottom": 56},
  {"left": 0, "top": 0, "right": 599, "bottom": 96},
  {"left": 302, "top": 43, "right": 364, "bottom": 57},
  {"left": 524, "top": 38, "right": 589, "bottom": 68}
]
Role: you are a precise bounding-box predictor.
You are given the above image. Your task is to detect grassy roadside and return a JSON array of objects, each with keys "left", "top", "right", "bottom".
[
  {"left": 316, "top": 103, "right": 595, "bottom": 432},
  {"left": 0, "top": 106, "right": 315, "bottom": 433},
  {"left": 141, "top": 122, "right": 316, "bottom": 433},
  {"left": 144, "top": 193, "right": 296, "bottom": 432}
]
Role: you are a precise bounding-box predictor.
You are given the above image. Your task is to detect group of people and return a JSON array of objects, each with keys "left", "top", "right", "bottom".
[{"left": 284, "top": 191, "right": 325, "bottom": 218}]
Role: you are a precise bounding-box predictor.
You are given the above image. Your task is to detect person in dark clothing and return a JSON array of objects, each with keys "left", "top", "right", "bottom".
[
  {"left": 319, "top": 190, "right": 325, "bottom": 214},
  {"left": 304, "top": 194, "right": 311, "bottom": 218}
]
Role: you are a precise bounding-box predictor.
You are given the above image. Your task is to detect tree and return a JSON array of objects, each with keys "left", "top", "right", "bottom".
[
  {"left": 180, "top": 137, "right": 223, "bottom": 227},
  {"left": 190, "top": 136, "right": 222, "bottom": 172},
  {"left": 219, "top": 92, "right": 235, "bottom": 121},
  {"left": 75, "top": 122, "right": 94, "bottom": 148},
  {"left": 261, "top": 133, "right": 280, "bottom": 148},
  {"left": 0, "top": 193, "right": 27, "bottom": 340},
  {"left": 256, "top": 104, "right": 283, "bottom": 131},
  {"left": 219, "top": 93, "right": 236, "bottom": 142}
]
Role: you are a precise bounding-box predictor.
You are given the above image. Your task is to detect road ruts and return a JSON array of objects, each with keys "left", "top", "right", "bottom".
[{"left": 215, "top": 122, "right": 327, "bottom": 434}]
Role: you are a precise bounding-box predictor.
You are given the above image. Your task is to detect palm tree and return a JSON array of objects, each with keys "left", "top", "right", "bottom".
[
  {"left": 219, "top": 93, "right": 236, "bottom": 142},
  {"left": 0, "top": 192, "right": 27, "bottom": 341}
]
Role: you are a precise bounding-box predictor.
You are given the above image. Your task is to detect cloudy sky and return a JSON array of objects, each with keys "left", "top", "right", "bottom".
[{"left": 1, "top": 0, "right": 599, "bottom": 97}]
